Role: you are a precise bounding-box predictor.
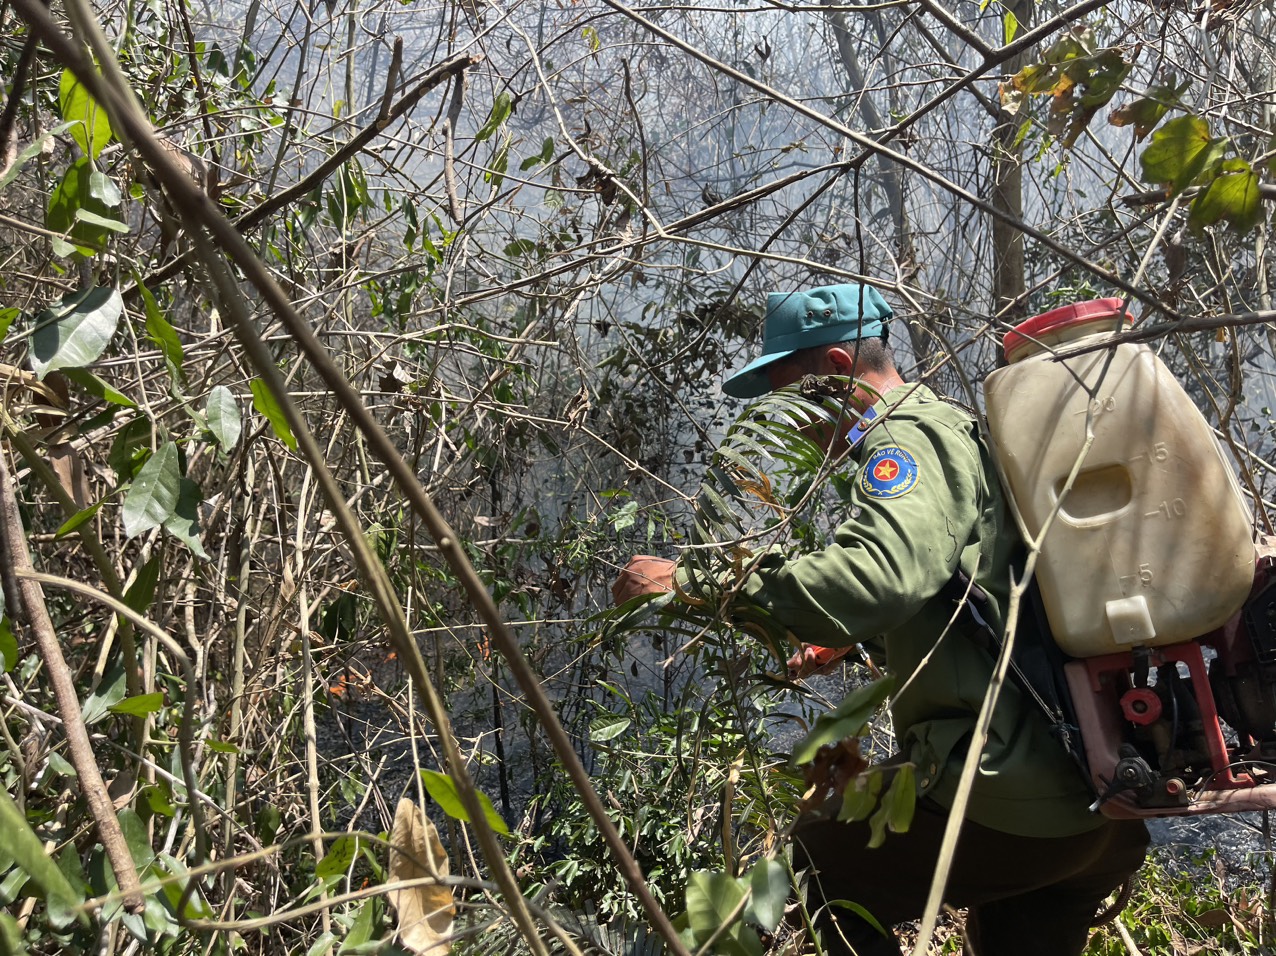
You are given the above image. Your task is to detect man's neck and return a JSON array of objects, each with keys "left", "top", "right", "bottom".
[{"left": 850, "top": 370, "right": 907, "bottom": 413}]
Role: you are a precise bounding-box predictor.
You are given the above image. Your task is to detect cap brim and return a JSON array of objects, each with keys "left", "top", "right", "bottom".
[{"left": 721, "top": 349, "right": 795, "bottom": 399}]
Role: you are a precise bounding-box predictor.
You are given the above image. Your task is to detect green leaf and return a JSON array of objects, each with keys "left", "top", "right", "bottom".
[
  {"left": 0, "top": 912, "right": 26, "bottom": 955},
  {"left": 49, "top": 237, "right": 79, "bottom": 257},
  {"left": 1189, "top": 159, "right": 1262, "bottom": 233},
  {"left": 745, "top": 858, "right": 787, "bottom": 932},
  {"left": 122, "top": 442, "right": 181, "bottom": 538},
  {"left": 206, "top": 739, "right": 240, "bottom": 754},
  {"left": 206, "top": 386, "right": 241, "bottom": 450},
  {"left": 59, "top": 67, "right": 113, "bottom": 159},
  {"left": 250, "top": 378, "right": 297, "bottom": 450},
  {"left": 29, "top": 285, "right": 122, "bottom": 379},
  {"left": 1109, "top": 77, "right": 1190, "bottom": 141},
  {"left": 62, "top": 367, "right": 136, "bottom": 406},
  {"left": 139, "top": 784, "right": 175, "bottom": 817},
  {"left": 865, "top": 766, "right": 917, "bottom": 849},
  {"left": 1138, "top": 114, "right": 1225, "bottom": 193},
  {"left": 136, "top": 277, "right": 185, "bottom": 383},
  {"left": 338, "top": 898, "right": 380, "bottom": 953},
  {"left": 45, "top": 753, "right": 76, "bottom": 780},
  {"left": 54, "top": 501, "right": 103, "bottom": 539},
  {"left": 109, "top": 692, "right": 164, "bottom": 717},
  {"left": 419, "top": 768, "right": 511, "bottom": 836},
  {"left": 124, "top": 555, "right": 161, "bottom": 615},
  {"left": 1003, "top": 9, "right": 1018, "bottom": 43},
  {"left": 684, "top": 871, "right": 763, "bottom": 956},
  {"left": 73, "top": 208, "right": 128, "bottom": 233},
  {"left": 81, "top": 663, "right": 126, "bottom": 725},
  {"left": 88, "top": 171, "right": 121, "bottom": 207},
  {"left": 589, "top": 713, "right": 631, "bottom": 742},
  {"left": 791, "top": 675, "right": 895, "bottom": 766},
  {"left": 315, "top": 834, "right": 363, "bottom": 880},
  {"left": 116, "top": 809, "right": 156, "bottom": 870},
  {"left": 155, "top": 854, "right": 211, "bottom": 920},
  {"left": 0, "top": 789, "right": 86, "bottom": 928},
  {"left": 46, "top": 158, "right": 113, "bottom": 257},
  {"left": 0, "top": 308, "right": 17, "bottom": 342},
  {"left": 837, "top": 768, "right": 884, "bottom": 823},
  {"left": 881, "top": 764, "right": 917, "bottom": 836},
  {"left": 485, "top": 139, "right": 510, "bottom": 190},
  {"left": 110, "top": 418, "right": 152, "bottom": 480},
  {"left": 0, "top": 618, "right": 16, "bottom": 674},
  {"left": 503, "top": 238, "right": 538, "bottom": 257},
  {"left": 474, "top": 92, "right": 513, "bottom": 143},
  {"left": 257, "top": 804, "right": 282, "bottom": 844},
  {"left": 307, "top": 932, "right": 338, "bottom": 956},
  {"left": 827, "top": 899, "right": 888, "bottom": 939},
  {"left": 164, "top": 477, "right": 209, "bottom": 558},
  {"left": 685, "top": 870, "right": 742, "bottom": 937}
]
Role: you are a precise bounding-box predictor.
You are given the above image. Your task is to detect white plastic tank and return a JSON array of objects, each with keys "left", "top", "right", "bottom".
[{"left": 984, "top": 299, "right": 1254, "bottom": 658}]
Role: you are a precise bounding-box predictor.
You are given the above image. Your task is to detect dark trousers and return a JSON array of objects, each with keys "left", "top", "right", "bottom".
[{"left": 791, "top": 797, "right": 1149, "bottom": 956}]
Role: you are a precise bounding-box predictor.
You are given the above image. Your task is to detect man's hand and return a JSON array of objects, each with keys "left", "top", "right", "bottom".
[
  {"left": 787, "top": 643, "right": 854, "bottom": 679},
  {"left": 611, "top": 556, "right": 676, "bottom": 605}
]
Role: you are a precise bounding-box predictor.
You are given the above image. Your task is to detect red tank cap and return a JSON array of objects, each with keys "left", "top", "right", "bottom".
[{"left": 1003, "top": 298, "right": 1131, "bottom": 363}]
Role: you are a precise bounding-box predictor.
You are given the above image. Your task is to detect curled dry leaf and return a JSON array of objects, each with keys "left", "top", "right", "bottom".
[{"left": 388, "top": 798, "right": 455, "bottom": 954}]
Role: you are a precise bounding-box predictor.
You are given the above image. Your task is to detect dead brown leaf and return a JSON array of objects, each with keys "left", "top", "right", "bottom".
[{"left": 388, "top": 798, "right": 455, "bottom": 954}]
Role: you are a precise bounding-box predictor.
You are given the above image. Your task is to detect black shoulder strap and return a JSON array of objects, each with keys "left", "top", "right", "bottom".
[{"left": 937, "top": 568, "right": 1089, "bottom": 774}]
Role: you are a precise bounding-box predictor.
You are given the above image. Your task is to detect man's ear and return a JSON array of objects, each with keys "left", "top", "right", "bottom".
[{"left": 825, "top": 346, "right": 858, "bottom": 375}]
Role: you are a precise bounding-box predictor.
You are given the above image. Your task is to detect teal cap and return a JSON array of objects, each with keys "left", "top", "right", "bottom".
[{"left": 722, "top": 283, "right": 893, "bottom": 399}]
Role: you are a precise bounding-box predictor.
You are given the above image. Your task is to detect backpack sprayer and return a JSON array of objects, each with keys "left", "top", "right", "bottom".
[{"left": 984, "top": 299, "right": 1276, "bottom": 819}]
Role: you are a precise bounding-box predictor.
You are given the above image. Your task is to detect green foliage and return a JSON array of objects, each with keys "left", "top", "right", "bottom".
[
  {"left": 419, "top": 769, "right": 511, "bottom": 836},
  {"left": 1189, "top": 159, "right": 1262, "bottom": 233},
  {"left": 475, "top": 92, "right": 513, "bottom": 143},
  {"left": 1109, "top": 75, "right": 1190, "bottom": 141},
  {"left": 1135, "top": 115, "right": 1265, "bottom": 233},
  {"left": 1139, "top": 115, "right": 1225, "bottom": 194},
  {"left": 0, "top": 619, "right": 16, "bottom": 674},
  {"left": 109, "top": 692, "right": 166, "bottom": 716},
  {"left": 205, "top": 385, "right": 242, "bottom": 450},
  {"left": 1084, "top": 849, "right": 1269, "bottom": 954},
  {"left": 120, "top": 442, "right": 208, "bottom": 555},
  {"left": 745, "top": 857, "right": 788, "bottom": 931},
  {"left": 121, "top": 441, "right": 182, "bottom": 537},
  {"left": 250, "top": 376, "right": 298, "bottom": 450},
  {"left": 137, "top": 279, "right": 186, "bottom": 384},
  {"left": 63, "top": 367, "right": 137, "bottom": 407},
  {"left": 0, "top": 123, "right": 73, "bottom": 193},
  {"left": 45, "top": 158, "right": 126, "bottom": 256},
  {"left": 3, "top": 1, "right": 1274, "bottom": 954},
  {"left": 58, "top": 67, "right": 114, "bottom": 159},
  {"left": 1003, "top": 26, "right": 1133, "bottom": 147},
  {"left": 790, "top": 675, "right": 893, "bottom": 765},
  {"left": 28, "top": 285, "right": 122, "bottom": 379},
  {"left": 683, "top": 870, "right": 763, "bottom": 956},
  {"left": 0, "top": 789, "right": 87, "bottom": 929}
]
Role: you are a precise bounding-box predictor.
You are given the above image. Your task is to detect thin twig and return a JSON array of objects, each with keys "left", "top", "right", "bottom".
[
  {"left": 0, "top": 450, "right": 144, "bottom": 912},
  {"left": 13, "top": 569, "right": 208, "bottom": 863},
  {"left": 7, "top": 5, "right": 689, "bottom": 949}
]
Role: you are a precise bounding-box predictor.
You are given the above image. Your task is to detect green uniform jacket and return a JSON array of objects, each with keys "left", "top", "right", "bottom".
[{"left": 742, "top": 383, "right": 1101, "bottom": 838}]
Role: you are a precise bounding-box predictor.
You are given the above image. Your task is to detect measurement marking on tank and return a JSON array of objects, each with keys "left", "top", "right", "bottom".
[
  {"left": 1119, "top": 564, "right": 1155, "bottom": 592},
  {"left": 1145, "top": 498, "right": 1187, "bottom": 520}
]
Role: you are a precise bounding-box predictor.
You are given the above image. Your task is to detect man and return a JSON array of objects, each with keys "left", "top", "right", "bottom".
[{"left": 612, "top": 282, "right": 1148, "bottom": 956}]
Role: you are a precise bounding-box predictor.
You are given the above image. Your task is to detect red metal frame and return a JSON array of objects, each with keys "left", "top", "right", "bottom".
[{"left": 1066, "top": 642, "right": 1276, "bottom": 818}]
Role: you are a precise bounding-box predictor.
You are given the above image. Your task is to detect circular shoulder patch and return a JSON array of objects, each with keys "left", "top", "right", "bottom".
[{"left": 859, "top": 446, "right": 920, "bottom": 499}]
